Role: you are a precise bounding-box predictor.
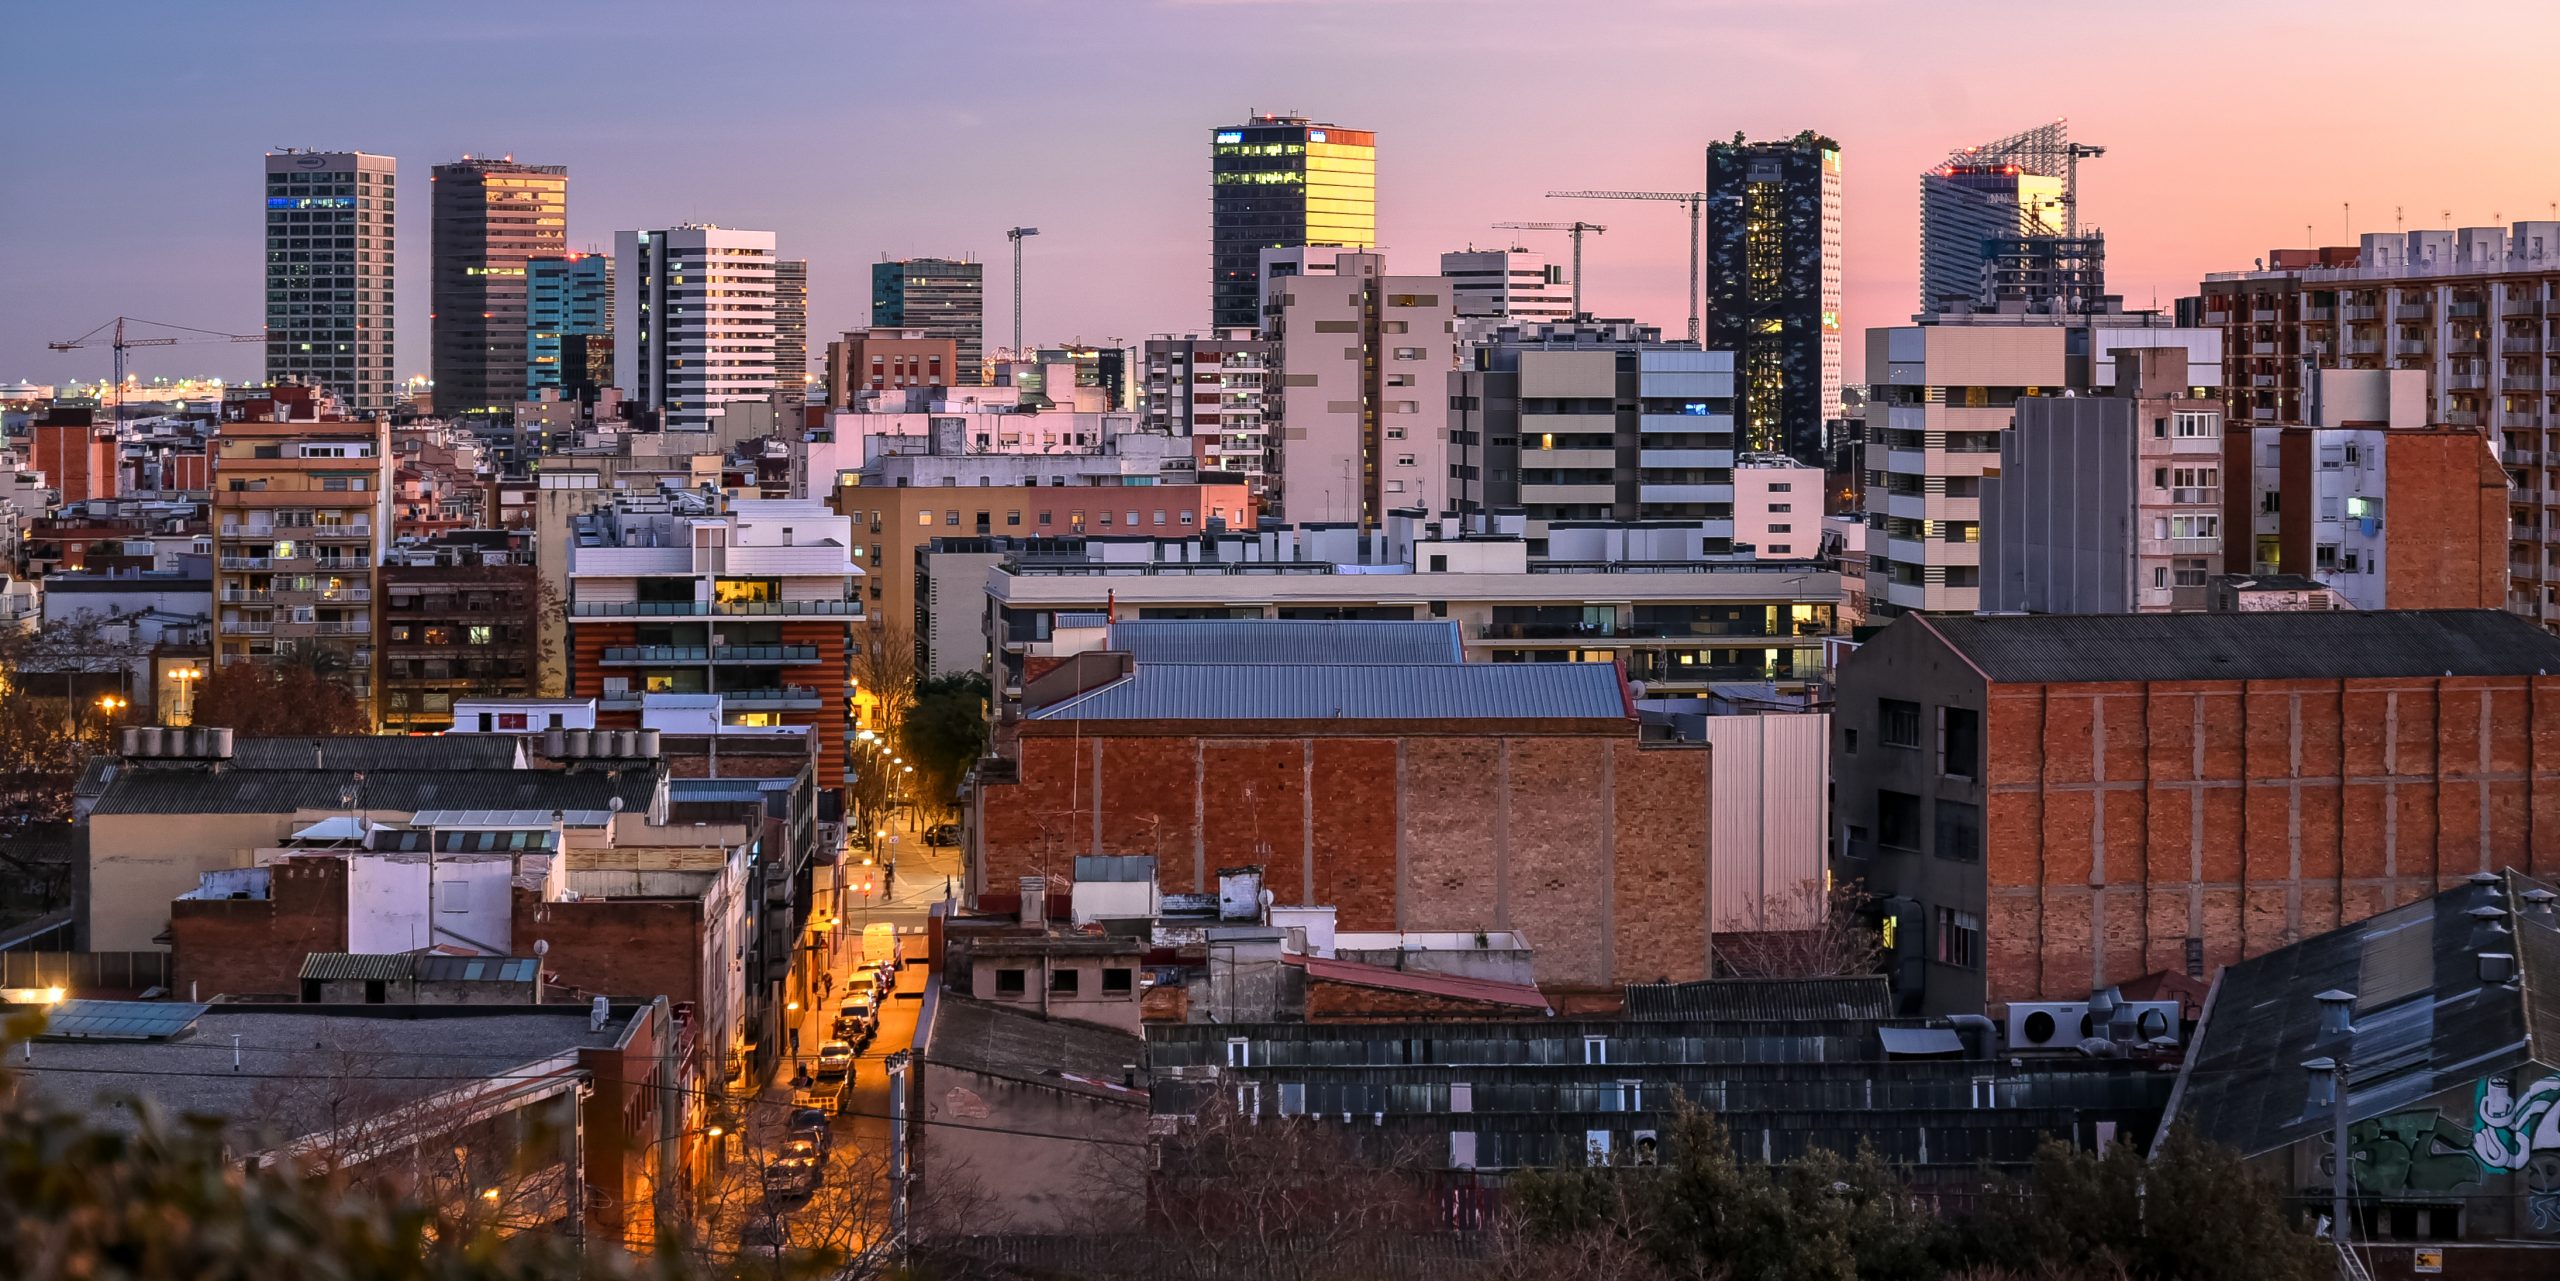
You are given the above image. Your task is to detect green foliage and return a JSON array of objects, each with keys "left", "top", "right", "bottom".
[
  {"left": 899, "top": 673, "right": 989, "bottom": 811},
  {"left": 190, "top": 661, "right": 373, "bottom": 736},
  {"left": 1954, "top": 1129, "right": 2331, "bottom": 1281}
]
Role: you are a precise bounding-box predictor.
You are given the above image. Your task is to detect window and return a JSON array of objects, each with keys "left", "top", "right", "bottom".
[
  {"left": 1050, "top": 967, "right": 1080, "bottom": 994},
  {"left": 1429, "top": 554, "right": 1448, "bottom": 572},
  {"left": 2169, "top": 514, "right": 2217, "bottom": 540},
  {"left": 1768, "top": 503, "right": 1792, "bottom": 513},
  {"left": 994, "top": 968, "right": 1026, "bottom": 995},
  {"left": 1934, "top": 799, "right": 1982, "bottom": 862},
  {"left": 1842, "top": 727, "right": 1857, "bottom": 755},
  {"left": 1225, "top": 1037, "right": 1251, "bottom": 1067},
  {"left": 2172, "top": 411, "right": 2218, "bottom": 439},
  {"left": 1880, "top": 699, "right": 1921, "bottom": 749},
  {"left": 917, "top": 510, "right": 934, "bottom": 526},
  {"left": 945, "top": 510, "right": 959, "bottom": 526},
  {"left": 1938, "top": 707, "right": 1980, "bottom": 779},
  {"left": 1768, "top": 482, "right": 1792, "bottom": 493},
  {"left": 1101, "top": 967, "right": 1133, "bottom": 994},
  {"left": 1038, "top": 511, "right": 1053, "bottom": 526},
  {"left": 1767, "top": 544, "right": 1790, "bottom": 554},
  {"left": 1933, "top": 907, "right": 1982, "bottom": 968},
  {"left": 1877, "top": 790, "right": 1923, "bottom": 851},
  {"left": 1582, "top": 1035, "right": 1609, "bottom": 1065},
  {"left": 1768, "top": 523, "right": 1792, "bottom": 533}
]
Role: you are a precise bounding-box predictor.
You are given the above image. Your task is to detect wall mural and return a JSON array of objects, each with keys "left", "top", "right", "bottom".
[{"left": 2333, "top": 1070, "right": 2560, "bottom": 1234}]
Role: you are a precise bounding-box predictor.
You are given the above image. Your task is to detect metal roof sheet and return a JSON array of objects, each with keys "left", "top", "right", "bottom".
[
  {"left": 92, "top": 767, "right": 661, "bottom": 818},
  {"left": 1288, "top": 954, "right": 1552, "bottom": 1011},
  {"left": 1623, "top": 976, "right": 1895, "bottom": 1022},
  {"left": 1029, "top": 662, "right": 1627, "bottom": 722},
  {"left": 1921, "top": 609, "right": 2560, "bottom": 684},
  {"left": 1106, "top": 618, "right": 1466, "bottom": 666},
  {"left": 1073, "top": 855, "right": 1159, "bottom": 883},
  {"left": 230, "top": 736, "right": 524, "bottom": 771},
  {"left": 298, "top": 953, "right": 411, "bottom": 982}
]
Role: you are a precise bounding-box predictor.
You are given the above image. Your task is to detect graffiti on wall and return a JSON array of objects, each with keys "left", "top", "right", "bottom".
[
  {"left": 2471, "top": 1072, "right": 2560, "bottom": 1174},
  {"left": 2333, "top": 1070, "right": 2560, "bottom": 1235},
  {"left": 2349, "top": 1109, "right": 2482, "bottom": 1195}
]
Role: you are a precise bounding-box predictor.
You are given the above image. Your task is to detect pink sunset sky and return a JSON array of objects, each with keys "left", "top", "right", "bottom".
[{"left": 6, "top": 0, "right": 2556, "bottom": 385}]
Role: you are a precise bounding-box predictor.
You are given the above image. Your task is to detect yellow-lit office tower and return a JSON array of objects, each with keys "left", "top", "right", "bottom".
[{"left": 1210, "top": 114, "right": 1375, "bottom": 332}]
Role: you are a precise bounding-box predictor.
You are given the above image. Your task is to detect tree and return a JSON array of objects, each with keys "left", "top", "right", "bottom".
[
  {"left": 1712, "top": 878, "right": 1886, "bottom": 980},
  {"left": 190, "top": 661, "right": 372, "bottom": 736},
  {"left": 900, "top": 673, "right": 988, "bottom": 818},
  {"left": 1950, "top": 1130, "right": 2330, "bottom": 1281}
]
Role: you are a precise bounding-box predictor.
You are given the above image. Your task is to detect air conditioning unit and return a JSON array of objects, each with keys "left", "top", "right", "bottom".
[
  {"left": 2112, "top": 999, "right": 2184, "bottom": 1046},
  {"left": 2006, "top": 1001, "right": 2092, "bottom": 1050}
]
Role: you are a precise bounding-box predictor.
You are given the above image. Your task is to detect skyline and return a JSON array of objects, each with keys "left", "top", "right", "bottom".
[{"left": 7, "top": 0, "right": 2558, "bottom": 388}]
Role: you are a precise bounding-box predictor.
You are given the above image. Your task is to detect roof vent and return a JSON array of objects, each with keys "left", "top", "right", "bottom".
[
  {"left": 2480, "top": 952, "right": 2519, "bottom": 985},
  {"left": 2313, "top": 988, "right": 2357, "bottom": 1040},
  {"left": 2468, "top": 871, "right": 2504, "bottom": 905},
  {"left": 2520, "top": 888, "right": 2558, "bottom": 921},
  {"left": 2303, "top": 1056, "right": 2339, "bottom": 1113},
  {"left": 2469, "top": 905, "right": 2513, "bottom": 952},
  {"left": 590, "top": 995, "right": 609, "bottom": 1032}
]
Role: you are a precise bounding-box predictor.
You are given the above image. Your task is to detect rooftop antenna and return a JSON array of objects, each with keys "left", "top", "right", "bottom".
[
  {"left": 2395, "top": 206, "right": 2404, "bottom": 235},
  {"left": 2343, "top": 203, "right": 2350, "bottom": 242}
]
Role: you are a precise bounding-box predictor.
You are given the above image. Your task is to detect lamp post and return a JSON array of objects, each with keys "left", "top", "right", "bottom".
[
  {"left": 168, "top": 665, "right": 203, "bottom": 726},
  {"left": 1006, "top": 226, "right": 1040, "bottom": 364}
]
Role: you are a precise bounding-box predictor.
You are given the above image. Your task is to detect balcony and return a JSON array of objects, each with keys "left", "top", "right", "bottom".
[
  {"left": 225, "top": 621, "right": 275, "bottom": 636},
  {"left": 2504, "top": 338, "right": 2544, "bottom": 355},
  {"left": 1478, "top": 622, "right": 1618, "bottom": 640},
  {"left": 599, "top": 644, "right": 821, "bottom": 664},
  {"left": 719, "top": 686, "right": 826, "bottom": 709},
  {"left": 2396, "top": 304, "right": 2433, "bottom": 321},
  {"left": 2343, "top": 305, "right": 2380, "bottom": 321},
  {"left": 2505, "top": 376, "right": 2545, "bottom": 393},
  {"left": 571, "top": 600, "right": 863, "bottom": 618},
  {"left": 2448, "top": 373, "right": 2488, "bottom": 391},
  {"left": 2395, "top": 340, "right": 2433, "bottom": 357},
  {"left": 221, "top": 589, "right": 274, "bottom": 604},
  {"left": 308, "top": 524, "right": 374, "bottom": 540},
  {"left": 312, "top": 620, "right": 371, "bottom": 636},
  {"left": 220, "top": 556, "right": 273, "bottom": 570}
]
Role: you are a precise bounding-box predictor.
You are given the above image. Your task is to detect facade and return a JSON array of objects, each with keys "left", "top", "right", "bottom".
[
  {"left": 526, "top": 253, "right": 612, "bottom": 398},
  {"left": 1917, "top": 123, "right": 2075, "bottom": 315},
  {"left": 1142, "top": 332, "right": 1274, "bottom": 493},
  {"left": 870, "top": 257, "right": 984, "bottom": 383},
  {"left": 1211, "top": 114, "right": 1377, "bottom": 332},
  {"left": 209, "top": 406, "right": 394, "bottom": 720},
  {"left": 2197, "top": 222, "right": 2560, "bottom": 626},
  {"left": 1831, "top": 610, "right": 2560, "bottom": 1015},
  {"left": 1980, "top": 347, "right": 2227, "bottom": 613},
  {"left": 263, "top": 150, "right": 398, "bottom": 414},
  {"left": 378, "top": 553, "right": 542, "bottom": 734},
  {"left": 1733, "top": 455, "right": 1824, "bottom": 558},
  {"left": 984, "top": 516, "right": 1836, "bottom": 703},
  {"left": 1705, "top": 130, "right": 1844, "bottom": 456},
  {"left": 1450, "top": 322, "right": 1733, "bottom": 540},
  {"left": 1862, "top": 313, "right": 2222, "bottom": 617},
  {"left": 565, "top": 494, "right": 862, "bottom": 784},
  {"left": 1440, "top": 247, "right": 1571, "bottom": 343},
  {"left": 2165, "top": 871, "right": 2560, "bottom": 1277},
  {"left": 774, "top": 257, "right": 809, "bottom": 417},
  {"left": 32, "top": 415, "right": 117, "bottom": 503},
  {"left": 1265, "top": 251, "right": 1455, "bottom": 524},
  {"left": 429, "top": 157, "right": 568, "bottom": 418},
  {"left": 822, "top": 329, "right": 959, "bottom": 408},
  {"left": 614, "top": 225, "right": 778, "bottom": 431}
]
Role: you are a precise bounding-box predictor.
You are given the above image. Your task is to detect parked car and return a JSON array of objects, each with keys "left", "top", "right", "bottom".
[
  {"left": 924, "top": 823, "right": 961, "bottom": 847},
  {"left": 762, "top": 1151, "right": 819, "bottom": 1202},
  {"left": 814, "top": 1041, "right": 854, "bottom": 1078},
  {"left": 785, "top": 1108, "right": 831, "bottom": 1154}
]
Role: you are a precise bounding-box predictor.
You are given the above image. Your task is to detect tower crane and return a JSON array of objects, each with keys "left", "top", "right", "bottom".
[
  {"left": 2063, "top": 142, "right": 2107, "bottom": 237},
  {"left": 1491, "top": 221, "right": 1607, "bottom": 319},
  {"left": 1548, "top": 190, "right": 1708, "bottom": 341},
  {"left": 48, "top": 316, "right": 264, "bottom": 416}
]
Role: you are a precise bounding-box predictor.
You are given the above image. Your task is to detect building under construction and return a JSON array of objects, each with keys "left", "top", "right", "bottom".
[{"left": 1918, "top": 121, "right": 2109, "bottom": 316}]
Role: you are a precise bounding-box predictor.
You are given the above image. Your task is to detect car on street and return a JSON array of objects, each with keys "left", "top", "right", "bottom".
[
  {"left": 785, "top": 1108, "right": 831, "bottom": 1154},
  {"left": 762, "top": 1151, "right": 819, "bottom": 1202},
  {"left": 924, "top": 822, "right": 961, "bottom": 847},
  {"left": 814, "top": 1040, "right": 854, "bottom": 1078}
]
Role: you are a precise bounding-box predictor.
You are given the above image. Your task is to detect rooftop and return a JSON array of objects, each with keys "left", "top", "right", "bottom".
[
  {"left": 1917, "top": 609, "right": 2560, "bottom": 684},
  {"left": 922, "top": 995, "right": 1147, "bottom": 1103},
  {"left": 2166, "top": 870, "right": 2560, "bottom": 1160},
  {"left": 1286, "top": 953, "right": 1552, "bottom": 1013},
  {"left": 91, "top": 763, "right": 660, "bottom": 818},
  {"left": 1622, "top": 976, "right": 1894, "bottom": 1022},
  {"left": 1027, "top": 662, "right": 1630, "bottom": 723},
  {"left": 1106, "top": 618, "right": 1464, "bottom": 666}
]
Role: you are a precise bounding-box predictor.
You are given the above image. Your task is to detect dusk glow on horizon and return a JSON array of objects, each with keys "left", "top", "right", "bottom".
[{"left": 5, "top": 0, "right": 2555, "bottom": 384}]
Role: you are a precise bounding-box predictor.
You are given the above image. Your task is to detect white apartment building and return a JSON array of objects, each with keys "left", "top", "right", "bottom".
[
  {"left": 2203, "top": 221, "right": 2560, "bottom": 624},
  {"left": 1733, "top": 455, "right": 1823, "bottom": 558},
  {"left": 1862, "top": 314, "right": 2220, "bottom": 616},
  {"left": 614, "top": 225, "right": 777, "bottom": 432},
  {"left": 1265, "top": 250, "right": 1457, "bottom": 525},
  {"left": 1440, "top": 247, "right": 1571, "bottom": 346},
  {"left": 1142, "top": 332, "right": 1273, "bottom": 493}
]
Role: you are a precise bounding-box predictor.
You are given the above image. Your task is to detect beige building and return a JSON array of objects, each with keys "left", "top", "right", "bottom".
[
  {"left": 1265, "top": 250, "right": 1455, "bottom": 525},
  {"left": 211, "top": 403, "right": 395, "bottom": 719}
]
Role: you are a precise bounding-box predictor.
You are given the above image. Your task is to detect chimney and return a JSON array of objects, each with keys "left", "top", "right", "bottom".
[
  {"left": 2303, "top": 1056, "right": 2339, "bottom": 1113},
  {"left": 1018, "top": 875, "right": 1047, "bottom": 930},
  {"left": 589, "top": 996, "right": 610, "bottom": 1032},
  {"left": 2313, "top": 989, "right": 2357, "bottom": 1040}
]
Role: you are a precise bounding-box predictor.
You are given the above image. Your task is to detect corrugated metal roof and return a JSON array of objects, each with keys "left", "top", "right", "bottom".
[
  {"left": 1288, "top": 954, "right": 1551, "bottom": 1011},
  {"left": 1028, "top": 662, "right": 1627, "bottom": 722},
  {"left": 1622, "top": 976, "right": 1893, "bottom": 1022},
  {"left": 1922, "top": 609, "right": 2560, "bottom": 684},
  {"left": 1107, "top": 619, "right": 1465, "bottom": 666},
  {"left": 1073, "top": 855, "right": 1159, "bottom": 883},
  {"left": 2169, "top": 870, "right": 2560, "bottom": 1160},
  {"left": 298, "top": 953, "right": 412, "bottom": 982},
  {"left": 231, "top": 737, "right": 523, "bottom": 771},
  {"left": 92, "top": 767, "right": 661, "bottom": 817}
]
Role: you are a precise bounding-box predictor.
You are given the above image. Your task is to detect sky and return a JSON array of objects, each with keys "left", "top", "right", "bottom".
[{"left": 6, "top": 0, "right": 2557, "bottom": 389}]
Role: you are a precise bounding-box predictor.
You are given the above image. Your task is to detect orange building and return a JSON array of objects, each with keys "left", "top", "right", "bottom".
[
  {"left": 210, "top": 402, "right": 393, "bottom": 721},
  {"left": 33, "top": 414, "right": 119, "bottom": 503}
]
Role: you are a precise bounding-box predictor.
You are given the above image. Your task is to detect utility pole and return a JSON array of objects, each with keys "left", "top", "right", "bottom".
[
  {"left": 1547, "top": 191, "right": 1707, "bottom": 342},
  {"left": 1006, "top": 227, "right": 1040, "bottom": 362},
  {"left": 1493, "top": 222, "right": 1608, "bottom": 319}
]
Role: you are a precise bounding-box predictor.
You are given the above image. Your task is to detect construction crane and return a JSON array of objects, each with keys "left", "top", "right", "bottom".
[
  {"left": 48, "top": 316, "right": 263, "bottom": 416},
  {"left": 1491, "top": 221, "right": 1607, "bottom": 319},
  {"left": 1548, "top": 190, "right": 1708, "bottom": 342},
  {"left": 2063, "top": 142, "right": 2107, "bottom": 238}
]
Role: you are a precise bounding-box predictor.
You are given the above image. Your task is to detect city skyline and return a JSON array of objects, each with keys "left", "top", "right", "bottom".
[{"left": 7, "top": 0, "right": 2556, "bottom": 388}]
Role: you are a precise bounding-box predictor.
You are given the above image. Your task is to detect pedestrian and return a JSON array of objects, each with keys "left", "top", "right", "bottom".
[
  {"left": 789, "top": 1027, "right": 801, "bottom": 1058},
  {"left": 884, "top": 862, "right": 896, "bottom": 894}
]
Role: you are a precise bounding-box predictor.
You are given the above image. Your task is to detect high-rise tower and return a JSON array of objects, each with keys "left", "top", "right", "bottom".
[
  {"left": 1705, "top": 130, "right": 1843, "bottom": 457},
  {"left": 431, "top": 156, "right": 568, "bottom": 418},
  {"left": 1210, "top": 114, "right": 1376, "bottom": 332},
  {"left": 871, "top": 257, "right": 984, "bottom": 382},
  {"left": 614, "top": 225, "right": 777, "bottom": 431},
  {"left": 264, "top": 150, "right": 398, "bottom": 414},
  {"left": 1917, "top": 122, "right": 2108, "bottom": 316},
  {"left": 774, "top": 258, "right": 810, "bottom": 416}
]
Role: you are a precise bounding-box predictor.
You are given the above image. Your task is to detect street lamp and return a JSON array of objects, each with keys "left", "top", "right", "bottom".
[{"left": 168, "top": 666, "right": 203, "bottom": 726}]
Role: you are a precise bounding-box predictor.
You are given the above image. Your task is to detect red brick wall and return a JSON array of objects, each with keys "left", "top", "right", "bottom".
[
  {"left": 1302, "top": 979, "right": 1543, "bottom": 1021},
  {"left": 979, "top": 721, "right": 1711, "bottom": 990},
  {"left": 2382, "top": 429, "right": 2507, "bottom": 610},
  {"left": 1983, "top": 675, "right": 2560, "bottom": 1006},
  {"left": 513, "top": 893, "right": 708, "bottom": 1013},
  {"left": 169, "top": 858, "right": 351, "bottom": 998}
]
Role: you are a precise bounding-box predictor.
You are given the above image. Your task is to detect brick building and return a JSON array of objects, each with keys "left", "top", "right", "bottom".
[
  {"left": 971, "top": 620, "right": 1713, "bottom": 993},
  {"left": 1833, "top": 610, "right": 2560, "bottom": 1015},
  {"left": 32, "top": 411, "right": 118, "bottom": 503}
]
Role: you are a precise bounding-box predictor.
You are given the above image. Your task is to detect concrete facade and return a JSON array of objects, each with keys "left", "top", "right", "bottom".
[{"left": 1267, "top": 252, "right": 1454, "bottom": 525}]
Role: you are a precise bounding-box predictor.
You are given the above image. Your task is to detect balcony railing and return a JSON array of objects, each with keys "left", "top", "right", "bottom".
[
  {"left": 312, "top": 621, "right": 372, "bottom": 636},
  {"left": 571, "top": 600, "right": 862, "bottom": 617},
  {"left": 221, "top": 589, "right": 274, "bottom": 604},
  {"left": 225, "top": 621, "right": 275, "bottom": 636},
  {"left": 720, "top": 686, "right": 825, "bottom": 706},
  {"left": 600, "top": 644, "right": 822, "bottom": 664},
  {"left": 1478, "top": 622, "right": 1618, "bottom": 640},
  {"left": 220, "top": 556, "right": 272, "bottom": 570}
]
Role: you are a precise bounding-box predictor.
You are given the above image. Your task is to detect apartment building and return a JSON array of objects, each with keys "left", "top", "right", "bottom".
[
  {"left": 1450, "top": 321, "right": 1735, "bottom": 543},
  {"left": 210, "top": 400, "right": 394, "bottom": 719},
  {"left": 1265, "top": 250, "right": 1455, "bottom": 524},
  {"left": 1733, "top": 455, "right": 1823, "bottom": 558},
  {"left": 263, "top": 150, "right": 398, "bottom": 415},
  {"left": 1440, "top": 246, "right": 1571, "bottom": 345},
  {"left": 565, "top": 493, "right": 861, "bottom": 784},
  {"left": 1707, "top": 130, "right": 1845, "bottom": 455},
  {"left": 429, "top": 156, "right": 568, "bottom": 418},
  {"left": 1832, "top": 609, "right": 2560, "bottom": 1015},
  {"left": 614, "top": 225, "right": 777, "bottom": 431},
  {"left": 872, "top": 257, "right": 985, "bottom": 382},
  {"left": 823, "top": 328, "right": 960, "bottom": 407},
  {"left": 378, "top": 540, "right": 542, "bottom": 734},
  {"left": 1141, "top": 332, "right": 1274, "bottom": 494},
  {"left": 1862, "top": 313, "right": 2220, "bottom": 617},
  {"left": 2199, "top": 221, "right": 2560, "bottom": 624},
  {"left": 774, "top": 258, "right": 809, "bottom": 418},
  {"left": 32, "top": 410, "right": 118, "bottom": 503},
  {"left": 1979, "top": 347, "right": 2228, "bottom": 613},
  {"left": 981, "top": 511, "right": 1836, "bottom": 706}
]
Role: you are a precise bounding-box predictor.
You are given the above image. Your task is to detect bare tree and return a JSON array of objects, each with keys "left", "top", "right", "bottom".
[{"left": 1712, "top": 877, "right": 1885, "bottom": 980}]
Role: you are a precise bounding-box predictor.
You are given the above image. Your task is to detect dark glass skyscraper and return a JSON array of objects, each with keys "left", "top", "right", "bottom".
[
  {"left": 525, "top": 253, "right": 610, "bottom": 399},
  {"left": 871, "top": 257, "right": 984, "bottom": 382},
  {"left": 1210, "top": 114, "right": 1375, "bottom": 332},
  {"left": 431, "top": 156, "right": 567, "bottom": 417},
  {"left": 1706, "top": 131, "right": 1842, "bottom": 458}
]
